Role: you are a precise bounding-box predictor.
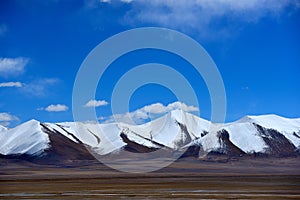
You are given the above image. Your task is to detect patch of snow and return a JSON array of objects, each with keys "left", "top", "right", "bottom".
[
  {"left": 0, "top": 120, "right": 50, "bottom": 155},
  {"left": 123, "top": 112, "right": 180, "bottom": 148},
  {"left": 198, "top": 126, "right": 222, "bottom": 152},
  {"left": 238, "top": 115, "right": 300, "bottom": 148},
  {"left": 56, "top": 122, "right": 126, "bottom": 155},
  {"left": 1, "top": 112, "right": 299, "bottom": 157},
  {"left": 223, "top": 122, "right": 268, "bottom": 153}
]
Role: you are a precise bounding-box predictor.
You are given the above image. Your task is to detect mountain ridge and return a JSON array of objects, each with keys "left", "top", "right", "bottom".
[{"left": 0, "top": 110, "right": 299, "bottom": 161}]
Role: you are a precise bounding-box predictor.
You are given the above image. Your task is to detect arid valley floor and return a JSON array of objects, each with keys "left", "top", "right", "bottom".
[{"left": 1, "top": 157, "right": 300, "bottom": 199}]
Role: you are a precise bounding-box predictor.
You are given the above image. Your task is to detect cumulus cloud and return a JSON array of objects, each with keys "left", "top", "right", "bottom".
[
  {"left": 0, "top": 82, "right": 23, "bottom": 88},
  {"left": 42, "top": 104, "right": 69, "bottom": 112},
  {"left": 84, "top": 99, "right": 108, "bottom": 107},
  {"left": 0, "top": 112, "right": 19, "bottom": 126},
  {"left": 103, "top": 101, "right": 198, "bottom": 124},
  {"left": 0, "top": 57, "right": 29, "bottom": 77},
  {"left": 167, "top": 102, "right": 199, "bottom": 112}
]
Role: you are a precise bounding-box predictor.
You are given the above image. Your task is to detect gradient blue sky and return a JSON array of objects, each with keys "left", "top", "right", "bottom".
[{"left": 0, "top": 0, "right": 299, "bottom": 127}]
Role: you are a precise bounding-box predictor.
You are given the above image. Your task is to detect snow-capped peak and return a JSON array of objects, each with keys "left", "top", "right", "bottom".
[
  {"left": 0, "top": 119, "right": 50, "bottom": 156},
  {"left": 237, "top": 114, "right": 300, "bottom": 132},
  {"left": 0, "top": 112, "right": 299, "bottom": 158}
]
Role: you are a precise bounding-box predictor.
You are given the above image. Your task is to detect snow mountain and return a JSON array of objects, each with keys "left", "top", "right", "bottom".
[
  {"left": 0, "top": 110, "right": 300, "bottom": 161},
  {"left": 0, "top": 120, "right": 50, "bottom": 156}
]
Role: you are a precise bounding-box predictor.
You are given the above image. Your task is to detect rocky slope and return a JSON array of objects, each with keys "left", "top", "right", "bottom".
[{"left": 0, "top": 110, "right": 299, "bottom": 161}]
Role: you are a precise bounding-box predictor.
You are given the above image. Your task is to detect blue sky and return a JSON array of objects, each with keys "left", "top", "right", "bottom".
[{"left": 0, "top": 0, "right": 299, "bottom": 127}]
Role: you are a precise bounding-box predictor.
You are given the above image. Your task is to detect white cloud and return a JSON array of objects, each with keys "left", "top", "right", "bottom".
[
  {"left": 0, "top": 57, "right": 29, "bottom": 77},
  {"left": 121, "top": 0, "right": 133, "bottom": 3},
  {"left": 123, "top": 0, "right": 299, "bottom": 38},
  {"left": 84, "top": 99, "right": 108, "bottom": 107},
  {"left": 21, "top": 78, "right": 59, "bottom": 97},
  {"left": 167, "top": 102, "right": 199, "bottom": 112},
  {"left": 142, "top": 103, "right": 166, "bottom": 114},
  {"left": 0, "top": 82, "right": 23, "bottom": 88},
  {"left": 0, "top": 112, "right": 18, "bottom": 121},
  {"left": 0, "top": 112, "right": 19, "bottom": 126},
  {"left": 43, "top": 104, "right": 68, "bottom": 112},
  {"left": 103, "top": 101, "right": 198, "bottom": 124}
]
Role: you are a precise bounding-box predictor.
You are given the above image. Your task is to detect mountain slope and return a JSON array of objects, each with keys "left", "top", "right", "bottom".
[
  {"left": 0, "top": 111, "right": 299, "bottom": 161},
  {"left": 123, "top": 110, "right": 212, "bottom": 150},
  {"left": 44, "top": 122, "right": 126, "bottom": 155},
  {"left": 0, "top": 120, "right": 50, "bottom": 156},
  {"left": 239, "top": 115, "right": 300, "bottom": 149}
]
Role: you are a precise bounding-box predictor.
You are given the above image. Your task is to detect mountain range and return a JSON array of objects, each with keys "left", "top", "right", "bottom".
[{"left": 1, "top": 110, "right": 300, "bottom": 162}]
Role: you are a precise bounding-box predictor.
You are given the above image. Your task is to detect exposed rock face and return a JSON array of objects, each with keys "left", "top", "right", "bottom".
[
  {"left": 40, "top": 124, "right": 95, "bottom": 163},
  {"left": 0, "top": 111, "right": 300, "bottom": 163},
  {"left": 120, "top": 132, "right": 159, "bottom": 153},
  {"left": 174, "top": 122, "right": 192, "bottom": 148},
  {"left": 254, "top": 124, "right": 297, "bottom": 156},
  {"left": 217, "top": 129, "right": 246, "bottom": 156}
]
